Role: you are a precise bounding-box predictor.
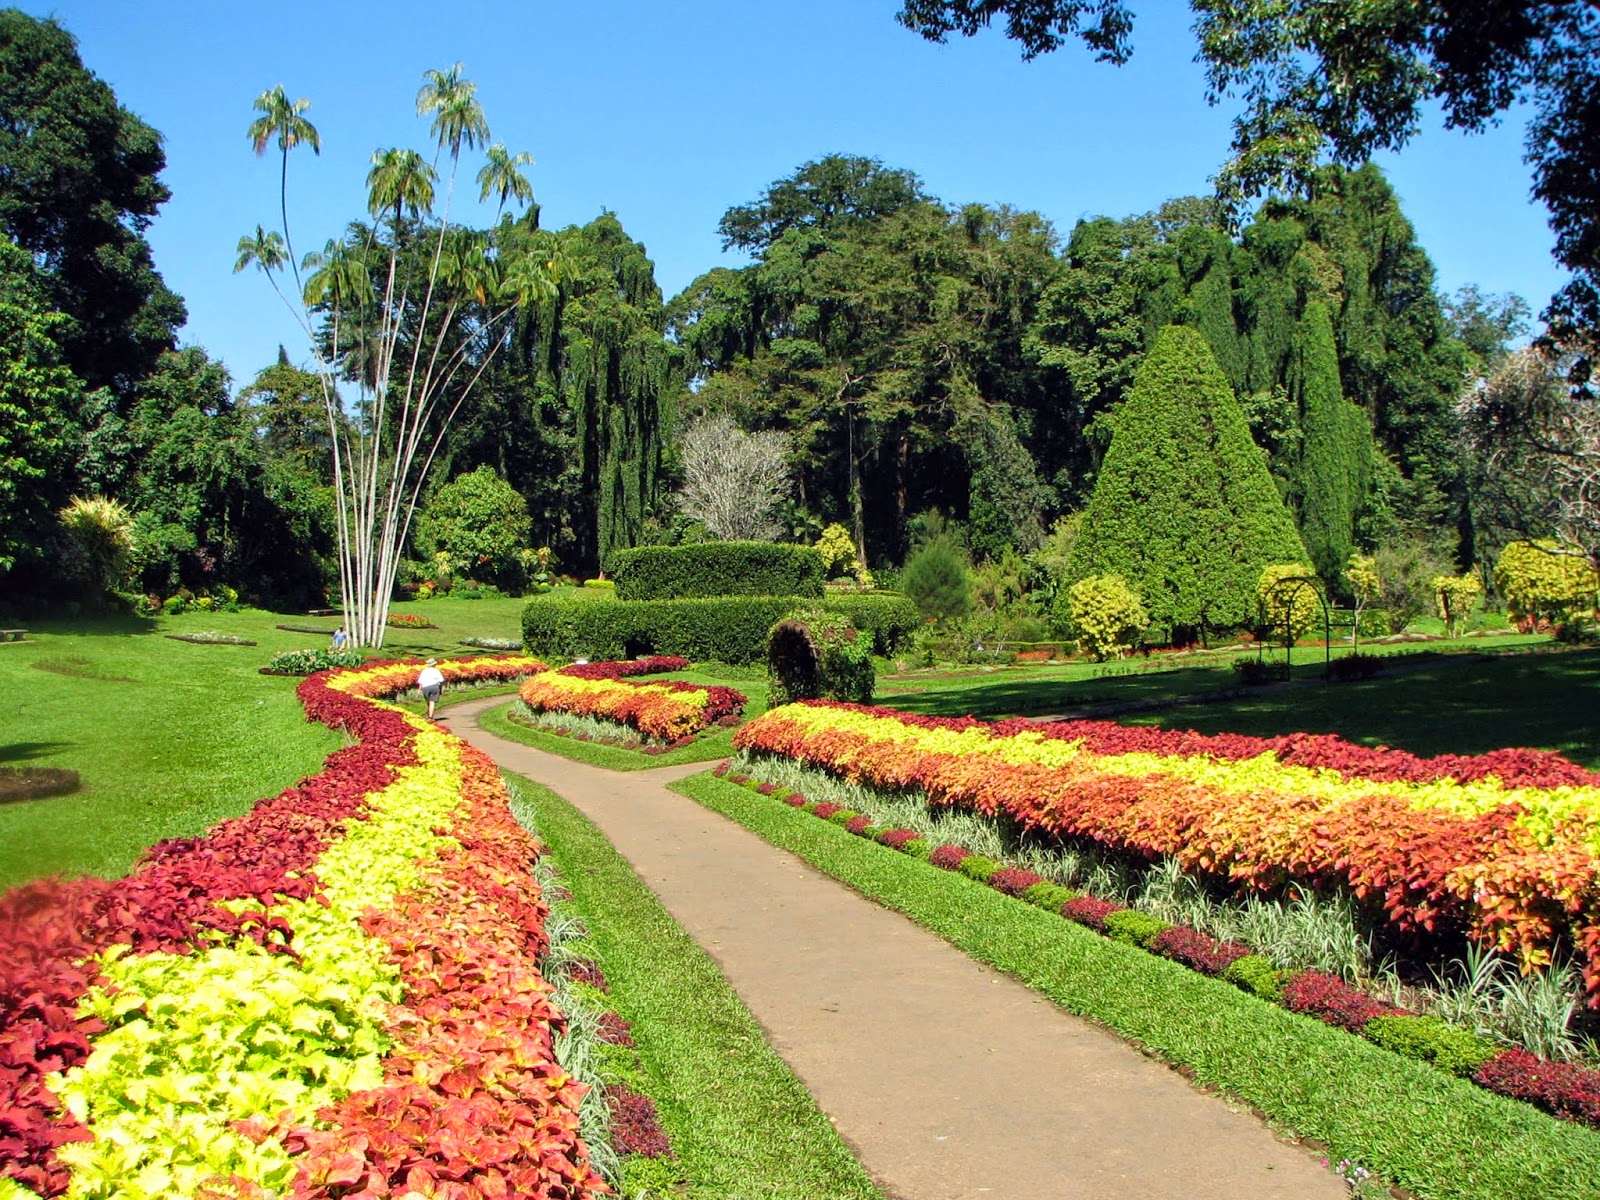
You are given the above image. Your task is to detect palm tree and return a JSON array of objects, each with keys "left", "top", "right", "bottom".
[
  {"left": 233, "top": 225, "right": 286, "bottom": 275},
  {"left": 416, "top": 64, "right": 489, "bottom": 169},
  {"left": 366, "top": 148, "right": 436, "bottom": 230},
  {"left": 476, "top": 143, "right": 535, "bottom": 218},
  {"left": 247, "top": 86, "right": 320, "bottom": 290}
]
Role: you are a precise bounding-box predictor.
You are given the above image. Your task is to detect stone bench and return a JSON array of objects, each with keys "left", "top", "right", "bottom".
[{"left": 0, "top": 629, "right": 27, "bottom": 642}]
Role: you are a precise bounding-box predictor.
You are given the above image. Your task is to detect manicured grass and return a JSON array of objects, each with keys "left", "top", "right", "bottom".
[
  {"left": 875, "top": 633, "right": 1548, "bottom": 719},
  {"left": 1126, "top": 646, "right": 1600, "bottom": 766},
  {"left": 0, "top": 598, "right": 534, "bottom": 889},
  {"left": 478, "top": 670, "right": 771, "bottom": 771},
  {"left": 507, "top": 775, "right": 886, "bottom": 1200},
  {"left": 675, "top": 773, "right": 1600, "bottom": 1200},
  {"left": 0, "top": 611, "right": 341, "bottom": 888}
]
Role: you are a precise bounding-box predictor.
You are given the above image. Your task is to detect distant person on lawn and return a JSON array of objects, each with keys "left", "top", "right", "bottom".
[
  {"left": 330, "top": 627, "right": 348, "bottom": 652},
  {"left": 417, "top": 658, "right": 445, "bottom": 719}
]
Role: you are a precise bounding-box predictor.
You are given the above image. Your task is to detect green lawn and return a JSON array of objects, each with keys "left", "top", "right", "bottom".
[
  {"left": 1125, "top": 645, "right": 1600, "bottom": 766},
  {"left": 0, "top": 597, "right": 530, "bottom": 889},
  {"left": 874, "top": 633, "right": 1549, "bottom": 719}
]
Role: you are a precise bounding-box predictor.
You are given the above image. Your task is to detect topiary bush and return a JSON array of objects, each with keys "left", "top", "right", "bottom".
[
  {"left": 957, "top": 855, "right": 1001, "bottom": 883},
  {"left": 608, "top": 542, "right": 824, "bottom": 601},
  {"left": 766, "top": 608, "right": 874, "bottom": 706},
  {"left": 1101, "top": 909, "right": 1172, "bottom": 948},
  {"left": 817, "top": 592, "right": 920, "bottom": 654},
  {"left": 1221, "top": 954, "right": 1287, "bottom": 1002},
  {"left": 1363, "top": 1014, "right": 1499, "bottom": 1077},
  {"left": 524, "top": 592, "right": 909, "bottom": 665}
]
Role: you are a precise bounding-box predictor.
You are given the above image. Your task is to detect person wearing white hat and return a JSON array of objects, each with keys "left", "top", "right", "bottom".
[{"left": 417, "top": 658, "right": 446, "bottom": 719}]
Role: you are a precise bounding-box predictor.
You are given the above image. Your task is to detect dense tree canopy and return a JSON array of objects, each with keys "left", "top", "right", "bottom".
[
  {"left": 672, "top": 157, "right": 1060, "bottom": 564},
  {"left": 897, "top": 1, "right": 1600, "bottom": 357},
  {"left": 0, "top": 9, "right": 184, "bottom": 398}
]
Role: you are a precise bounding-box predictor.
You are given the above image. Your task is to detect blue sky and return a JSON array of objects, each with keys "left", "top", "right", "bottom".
[{"left": 26, "top": 0, "right": 1567, "bottom": 387}]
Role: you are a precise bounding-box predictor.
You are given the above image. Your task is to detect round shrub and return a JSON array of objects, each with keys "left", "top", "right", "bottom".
[
  {"left": 1363, "top": 1014, "right": 1498, "bottom": 1077},
  {"left": 1221, "top": 954, "right": 1287, "bottom": 1002},
  {"left": 1022, "top": 881, "right": 1083, "bottom": 911},
  {"left": 1060, "top": 573, "right": 1148, "bottom": 660},
  {"left": 1256, "top": 564, "right": 1321, "bottom": 641},
  {"left": 900, "top": 535, "right": 971, "bottom": 622},
  {"left": 1101, "top": 909, "right": 1172, "bottom": 948},
  {"left": 957, "top": 855, "right": 1001, "bottom": 883}
]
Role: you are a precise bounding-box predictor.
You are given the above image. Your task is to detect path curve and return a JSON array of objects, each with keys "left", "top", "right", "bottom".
[{"left": 446, "top": 696, "right": 1344, "bottom": 1200}]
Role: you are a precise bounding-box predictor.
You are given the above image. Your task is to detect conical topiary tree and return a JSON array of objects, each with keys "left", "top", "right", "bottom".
[{"left": 1067, "top": 324, "right": 1309, "bottom": 641}]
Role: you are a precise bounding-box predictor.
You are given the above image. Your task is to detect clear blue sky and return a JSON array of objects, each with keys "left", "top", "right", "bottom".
[{"left": 25, "top": 0, "right": 1568, "bottom": 388}]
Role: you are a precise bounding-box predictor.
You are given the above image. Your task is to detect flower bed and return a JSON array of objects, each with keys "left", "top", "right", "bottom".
[
  {"left": 385, "top": 612, "right": 436, "bottom": 629},
  {"left": 713, "top": 761, "right": 1600, "bottom": 1130},
  {"left": 519, "top": 666, "right": 744, "bottom": 743},
  {"left": 0, "top": 654, "right": 602, "bottom": 1199},
  {"left": 556, "top": 655, "right": 689, "bottom": 680},
  {"left": 733, "top": 701, "right": 1600, "bottom": 1007}
]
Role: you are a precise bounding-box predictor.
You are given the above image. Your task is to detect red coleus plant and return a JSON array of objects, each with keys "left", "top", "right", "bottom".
[
  {"left": 1280, "top": 970, "right": 1406, "bottom": 1032},
  {"left": 1147, "top": 927, "right": 1252, "bottom": 976},
  {"left": 928, "top": 844, "right": 972, "bottom": 871},
  {"left": 558, "top": 656, "right": 689, "bottom": 680},
  {"left": 0, "top": 655, "right": 575, "bottom": 1198},
  {"left": 1060, "top": 896, "right": 1127, "bottom": 930}
]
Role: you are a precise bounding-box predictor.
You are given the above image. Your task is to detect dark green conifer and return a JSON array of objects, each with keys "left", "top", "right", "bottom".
[
  {"left": 1289, "top": 299, "right": 1373, "bottom": 581},
  {"left": 1067, "top": 325, "right": 1308, "bottom": 639}
]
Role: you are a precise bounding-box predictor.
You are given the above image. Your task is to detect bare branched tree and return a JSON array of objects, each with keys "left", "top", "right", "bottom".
[
  {"left": 236, "top": 70, "right": 549, "bottom": 647},
  {"left": 675, "top": 415, "right": 791, "bottom": 540},
  {"left": 1459, "top": 346, "right": 1600, "bottom": 572}
]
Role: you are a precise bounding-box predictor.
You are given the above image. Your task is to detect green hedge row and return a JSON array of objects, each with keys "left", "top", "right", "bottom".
[
  {"left": 608, "top": 542, "right": 825, "bottom": 601},
  {"left": 522, "top": 593, "right": 920, "bottom": 664}
]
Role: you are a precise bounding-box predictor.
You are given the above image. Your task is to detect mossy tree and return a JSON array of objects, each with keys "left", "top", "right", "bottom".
[{"left": 1067, "top": 325, "right": 1308, "bottom": 641}]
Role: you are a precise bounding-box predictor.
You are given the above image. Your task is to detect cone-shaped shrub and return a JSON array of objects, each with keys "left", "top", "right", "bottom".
[{"left": 1068, "top": 325, "right": 1308, "bottom": 639}]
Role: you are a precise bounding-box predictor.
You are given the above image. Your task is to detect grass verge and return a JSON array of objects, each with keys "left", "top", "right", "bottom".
[
  {"left": 673, "top": 773, "right": 1600, "bottom": 1200},
  {"left": 507, "top": 773, "right": 886, "bottom": 1200}
]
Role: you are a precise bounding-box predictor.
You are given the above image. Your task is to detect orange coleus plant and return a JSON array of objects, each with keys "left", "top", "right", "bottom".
[{"left": 735, "top": 701, "right": 1600, "bottom": 1005}]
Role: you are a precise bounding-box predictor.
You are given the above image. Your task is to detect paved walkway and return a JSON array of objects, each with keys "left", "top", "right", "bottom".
[{"left": 446, "top": 697, "right": 1343, "bottom": 1200}]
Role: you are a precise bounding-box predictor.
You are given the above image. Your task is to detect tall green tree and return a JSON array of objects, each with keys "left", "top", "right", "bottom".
[
  {"left": 675, "top": 163, "right": 1062, "bottom": 564},
  {"left": 898, "top": 1, "right": 1600, "bottom": 360},
  {"left": 0, "top": 238, "right": 78, "bottom": 573},
  {"left": 0, "top": 10, "right": 184, "bottom": 398},
  {"left": 1288, "top": 299, "right": 1371, "bottom": 582},
  {"left": 1068, "top": 325, "right": 1308, "bottom": 639}
]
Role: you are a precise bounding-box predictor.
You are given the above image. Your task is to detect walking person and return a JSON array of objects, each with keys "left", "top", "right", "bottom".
[
  {"left": 417, "top": 658, "right": 445, "bottom": 720},
  {"left": 330, "top": 627, "right": 348, "bottom": 652}
]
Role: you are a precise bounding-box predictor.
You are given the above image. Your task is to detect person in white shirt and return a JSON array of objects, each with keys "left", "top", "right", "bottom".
[{"left": 417, "top": 658, "right": 446, "bottom": 719}]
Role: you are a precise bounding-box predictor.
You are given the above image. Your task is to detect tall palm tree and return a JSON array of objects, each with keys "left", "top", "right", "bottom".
[
  {"left": 476, "top": 143, "right": 535, "bottom": 219},
  {"left": 416, "top": 64, "right": 489, "bottom": 169},
  {"left": 366, "top": 148, "right": 436, "bottom": 230},
  {"left": 247, "top": 86, "right": 320, "bottom": 292}
]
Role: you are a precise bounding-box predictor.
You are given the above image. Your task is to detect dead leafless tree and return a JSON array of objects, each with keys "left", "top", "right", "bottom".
[{"left": 674, "top": 415, "right": 790, "bottom": 541}]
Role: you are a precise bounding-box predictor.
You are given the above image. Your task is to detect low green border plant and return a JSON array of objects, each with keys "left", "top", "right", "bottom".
[
  {"left": 506, "top": 774, "right": 885, "bottom": 1200},
  {"left": 674, "top": 772, "right": 1600, "bottom": 1200}
]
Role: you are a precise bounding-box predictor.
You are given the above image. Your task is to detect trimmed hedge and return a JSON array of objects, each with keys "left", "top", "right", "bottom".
[
  {"left": 608, "top": 543, "right": 825, "bottom": 601},
  {"left": 523, "top": 593, "right": 919, "bottom": 665},
  {"left": 817, "top": 593, "right": 920, "bottom": 655}
]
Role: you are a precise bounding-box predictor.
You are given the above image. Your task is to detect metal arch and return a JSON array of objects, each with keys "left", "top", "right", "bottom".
[{"left": 1262, "top": 574, "right": 1332, "bottom": 680}]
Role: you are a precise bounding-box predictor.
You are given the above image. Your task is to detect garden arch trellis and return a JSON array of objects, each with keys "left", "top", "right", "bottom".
[{"left": 1261, "top": 573, "right": 1332, "bottom": 680}]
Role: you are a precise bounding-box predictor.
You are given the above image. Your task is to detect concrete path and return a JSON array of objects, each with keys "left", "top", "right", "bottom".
[{"left": 445, "top": 697, "right": 1343, "bottom": 1200}]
